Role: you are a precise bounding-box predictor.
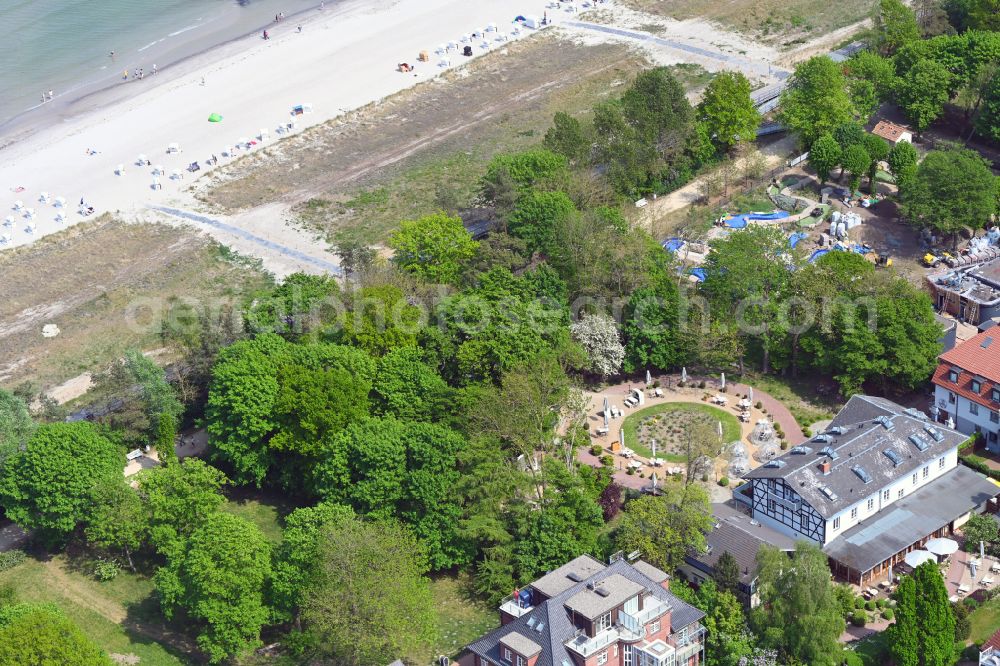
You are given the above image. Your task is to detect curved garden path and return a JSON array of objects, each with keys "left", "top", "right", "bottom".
[{"left": 579, "top": 372, "right": 806, "bottom": 496}]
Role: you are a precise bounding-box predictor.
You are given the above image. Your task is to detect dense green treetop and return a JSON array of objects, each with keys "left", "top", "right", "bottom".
[
  {"left": 0, "top": 603, "right": 113, "bottom": 666},
  {"left": 389, "top": 212, "right": 479, "bottom": 285},
  {"left": 698, "top": 71, "right": 761, "bottom": 150},
  {"left": 780, "top": 56, "right": 856, "bottom": 146},
  {"left": 155, "top": 512, "right": 272, "bottom": 664},
  {"left": 0, "top": 422, "right": 121, "bottom": 542}
]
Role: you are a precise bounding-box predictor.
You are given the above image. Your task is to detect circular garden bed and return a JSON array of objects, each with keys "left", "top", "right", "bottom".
[{"left": 621, "top": 402, "right": 742, "bottom": 460}]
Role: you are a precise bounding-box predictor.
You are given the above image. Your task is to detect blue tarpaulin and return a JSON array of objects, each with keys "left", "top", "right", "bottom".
[
  {"left": 789, "top": 232, "right": 808, "bottom": 248},
  {"left": 723, "top": 210, "right": 790, "bottom": 228},
  {"left": 808, "top": 248, "right": 830, "bottom": 263},
  {"left": 662, "top": 237, "right": 685, "bottom": 253},
  {"left": 689, "top": 267, "right": 708, "bottom": 282}
]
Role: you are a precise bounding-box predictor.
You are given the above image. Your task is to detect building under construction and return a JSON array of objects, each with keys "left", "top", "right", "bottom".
[{"left": 927, "top": 258, "right": 1000, "bottom": 325}]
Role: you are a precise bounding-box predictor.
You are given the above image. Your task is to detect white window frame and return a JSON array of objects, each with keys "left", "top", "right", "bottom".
[
  {"left": 516, "top": 656, "right": 525, "bottom": 666},
  {"left": 651, "top": 619, "right": 661, "bottom": 633},
  {"left": 851, "top": 507, "right": 857, "bottom": 519},
  {"left": 898, "top": 488, "right": 904, "bottom": 499},
  {"left": 883, "top": 489, "right": 890, "bottom": 500},
  {"left": 833, "top": 517, "right": 841, "bottom": 530},
  {"left": 598, "top": 611, "right": 612, "bottom": 632},
  {"left": 867, "top": 498, "right": 874, "bottom": 511},
  {"left": 923, "top": 465, "right": 929, "bottom": 479},
  {"left": 502, "top": 647, "right": 512, "bottom": 663},
  {"left": 597, "top": 650, "right": 608, "bottom": 665},
  {"left": 912, "top": 472, "right": 918, "bottom": 485},
  {"left": 939, "top": 457, "right": 946, "bottom": 469}
]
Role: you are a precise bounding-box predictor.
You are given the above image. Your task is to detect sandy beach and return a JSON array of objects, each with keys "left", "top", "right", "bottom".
[{"left": 0, "top": 0, "right": 563, "bottom": 253}]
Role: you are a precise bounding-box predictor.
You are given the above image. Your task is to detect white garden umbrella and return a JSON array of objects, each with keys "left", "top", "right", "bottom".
[
  {"left": 720, "top": 373, "right": 726, "bottom": 390},
  {"left": 681, "top": 367, "right": 688, "bottom": 383},
  {"left": 748, "top": 387, "right": 754, "bottom": 404},
  {"left": 926, "top": 538, "right": 959, "bottom": 557},
  {"left": 603, "top": 397, "right": 609, "bottom": 415},
  {"left": 646, "top": 370, "right": 652, "bottom": 385},
  {"left": 717, "top": 421, "right": 723, "bottom": 438},
  {"left": 904, "top": 550, "right": 936, "bottom": 568},
  {"left": 619, "top": 429, "right": 625, "bottom": 447}
]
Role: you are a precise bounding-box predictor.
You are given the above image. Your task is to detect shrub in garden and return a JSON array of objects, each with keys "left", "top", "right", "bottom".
[
  {"left": 850, "top": 609, "right": 867, "bottom": 627},
  {"left": 881, "top": 608, "right": 894, "bottom": 621},
  {"left": 718, "top": 477, "right": 730, "bottom": 487},
  {"left": 591, "top": 445, "right": 603, "bottom": 456},
  {"left": 600, "top": 454, "right": 614, "bottom": 466},
  {"left": 865, "top": 600, "right": 875, "bottom": 611},
  {"left": 854, "top": 597, "right": 865, "bottom": 609}
]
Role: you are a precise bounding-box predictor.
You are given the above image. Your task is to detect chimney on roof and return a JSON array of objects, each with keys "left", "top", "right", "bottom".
[{"left": 819, "top": 461, "right": 832, "bottom": 475}]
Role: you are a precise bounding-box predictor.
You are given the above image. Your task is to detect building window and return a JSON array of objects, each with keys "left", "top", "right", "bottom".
[
  {"left": 598, "top": 612, "right": 612, "bottom": 632},
  {"left": 971, "top": 403, "right": 980, "bottom": 416},
  {"left": 851, "top": 507, "right": 858, "bottom": 519},
  {"left": 992, "top": 388, "right": 1000, "bottom": 403},
  {"left": 972, "top": 379, "right": 983, "bottom": 393},
  {"left": 614, "top": 645, "right": 618, "bottom": 657},
  {"left": 912, "top": 472, "right": 918, "bottom": 485},
  {"left": 992, "top": 411, "right": 999, "bottom": 424},
  {"left": 597, "top": 651, "right": 608, "bottom": 666},
  {"left": 502, "top": 647, "right": 512, "bottom": 663},
  {"left": 949, "top": 370, "right": 959, "bottom": 383},
  {"left": 624, "top": 645, "right": 633, "bottom": 666},
  {"left": 898, "top": 488, "right": 905, "bottom": 499},
  {"left": 768, "top": 499, "right": 775, "bottom": 512},
  {"left": 949, "top": 392, "right": 957, "bottom": 404},
  {"left": 868, "top": 498, "right": 874, "bottom": 511},
  {"left": 939, "top": 457, "right": 946, "bottom": 469},
  {"left": 923, "top": 466, "right": 929, "bottom": 479},
  {"left": 833, "top": 517, "right": 841, "bottom": 530},
  {"left": 883, "top": 489, "right": 890, "bottom": 501},
  {"left": 516, "top": 657, "right": 525, "bottom": 666},
  {"left": 651, "top": 620, "right": 661, "bottom": 633}
]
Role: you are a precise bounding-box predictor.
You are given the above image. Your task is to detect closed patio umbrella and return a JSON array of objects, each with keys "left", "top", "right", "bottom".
[{"left": 720, "top": 373, "right": 726, "bottom": 390}]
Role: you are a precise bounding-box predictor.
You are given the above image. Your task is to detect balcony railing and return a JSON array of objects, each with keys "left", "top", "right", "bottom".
[
  {"left": 567, "top": 598, "right": 673, "bottom": 656},
  {"left": 499, "top": 599, "right": 532, "bottom": 618},
  {"left": 567, "top": 626, "right": 624, "bottom": 656}
]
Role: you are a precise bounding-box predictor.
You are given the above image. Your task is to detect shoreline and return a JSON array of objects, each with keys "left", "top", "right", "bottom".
[
  {"left": 0, "top": 1, "right": 338, "bottom": 150},
  {"left": 0, "top": 0, "right": 561, "bottom": 251}
]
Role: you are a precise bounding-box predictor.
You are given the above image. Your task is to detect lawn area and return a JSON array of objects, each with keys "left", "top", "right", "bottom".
[
  {"left": 742, "top": 373, "right": 840, "bottom": 433},
  {"left": 0, "top": 554, "right": 186, "bottom": 664},
  {"left": 220, "top": 489, "right": 298, "bottom": 544},
  {"left": 409, "top": 573, "right": 498, "bottom": 663},
  {"left": 971, "top": 598, "right": 1000, "bottom": 644},
  {"left": 622, "top": 402, "right": 742, "bottom": 459}
]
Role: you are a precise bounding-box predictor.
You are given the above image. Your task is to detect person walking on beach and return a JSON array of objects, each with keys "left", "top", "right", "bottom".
[
  {"left": 123, "top": 69, "right": 128, "bottom": 80},
  {"left": 152, "top": 64, "right": 157, "bottom": 75},
  {"left": 263, "top": 29, "right": 269, "bottom": 40}
]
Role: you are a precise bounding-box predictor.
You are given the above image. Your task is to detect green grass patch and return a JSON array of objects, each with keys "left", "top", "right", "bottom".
[
  {"left": 971, "top": 598, "right": 1000, "bottom": 644},
  {"left": 410, "top": 573, "right": 498, "bottom": 663},
  {"left": 0, "top": 555, "right": 184, "bottom": 665},
  {"left": 622, "top": 402, "right": 742, "bottom": 459},
  {"left": 220, "top": 490, "right": 297, "bottom": 544},
  {"left": 741, "top": 373, "right": 839, "bottom": 430}
]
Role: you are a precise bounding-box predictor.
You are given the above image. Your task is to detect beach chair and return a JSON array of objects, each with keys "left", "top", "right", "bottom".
[
  {"left": 0, "top": 232, "right": 10, "bottom": 244},
  {"left": 23, "top": 208, "right": 34, "bottom": 219},
  {"left": 39, "top": 192, "right": 49, "bottom": 203},
  {"left": 167, "top": 142, "right": 180, "bottom": 154},
  {"left": 151, "top": 177, "right": 161, "bottom": 191},
  {"left": 12, "top": 200, "right": 23, "bottom": 211},
  {"left": 55, "top": 212, "right": 65, "bottom": 223},
  {"left": 259, "top": 128, "right": 269, "bottom": 141},
  {"left": 153, "top": 165, "right": 164, "bottom": 176},
  {"left": 136, "top": 154, "right": 148, "bottom": 166},
  {"left": 53, "top": 196, "right": 65, "bottom": 208},
  {"left": 2, "top": 216, "right": 13, "bottom": 227},
  {"left": 171, "top": 169, "right": 183, "bottom": 180},
  {"left": 438, "top": 58, "right": 451, "bottom": 67},
  {"left": 26, "top": 221, "right": 35, "bottom": 233},
  {"left": 115, "top": 164, "right": 125, "bottom": 176},
  {"left": 447, "top": 40, "right": 458, "bottom": 50}
]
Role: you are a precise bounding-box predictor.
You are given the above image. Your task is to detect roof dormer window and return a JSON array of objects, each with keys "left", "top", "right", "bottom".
[
  {"left": 972, "top": 378, "right": 982, "bottom": 393},
  {"left": 948, "top": 369, "right": 959, "bottom": 383}
]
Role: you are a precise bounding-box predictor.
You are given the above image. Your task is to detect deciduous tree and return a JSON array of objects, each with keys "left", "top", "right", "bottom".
[
  {"left": 752, "top": 542, "right": 845, "bottom": 666},
  {"left": 887, "top": 561, "right": 955, "bottom": 666},
  {"left": 808, "top": 133, "right": 841, "bottom": 183},
  {"left": 571, "top": 312, "right": 625, "bottom": 377},
  {"left": 86, "top": 481, "right": 147, "bottom": 572},
  {"left": 0, "top": 604, "right": 113, "bottom": 666},
  {"left": 301, "top": 517, "right": 436, "bottom": 665},
  {"left": 544, "top": 112, "right": 591, "bottom": 164},
  {"left": 780, "top": 57, "right": 855, "bottom": 147},
  {"left": 841, "top": 144, "right": 871, "bottom": 193},
  {"left": 896, "top": 59, "right": 952, "bottom": 133},
  {"left": 698, "top": 72, "right": 761, "bottom": 151},
  {"left": 616, "top": 478, "right": 713, "bottom": 571},
  {"left": 0, "top": 422, "right": 121, "bottom": 543},
  {"left": 139, "top": 458, "right": 228, "bottom": 559},
  {"left": 0, "top": 390, "right": 32, "bottom": 469},
  {"left": 155, "top": 512, "right": 272, "bottom": 664},
  {"left": 873, "top": 0, "right": 921, "bottom": 55},
  {"left": 388, "top": 212, "right": 479, "bottom": 285},
  {"left": 714, "top": 550, "right": 742, "bottom": 595}
]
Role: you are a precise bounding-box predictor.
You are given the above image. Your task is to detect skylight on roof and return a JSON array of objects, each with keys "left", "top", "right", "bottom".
[
  {"left": 765, "top": 459, "right": 786, "bottom": 468},
  {"left": 908, "top": 433, "right": 930, "bottom": 452},
  {"left": 852, "top": 465, "right": 872, "bottom": 484},
  {"left": 983, "top": 336, "right": 994, "bottom": 349},
  {"left": 875, "top": 415, "right": 895, "bottom": 431},
  {"left": 813, "top": 434, "right": 832, "bottom": 444},
  {"left": 820, "top": 486, "right": 839, "bottom": 501},
  {"left": 828, "top": 426, "right": 848, "bottom": 435},
  {"left": 527, "top": 616, "right": 536, "bottom": 628},
  {"left": 924, "top": 424, "right": 944, "bottom": 442},
  {"left": 884, "top": 449, "right": 903, "bottom": 466},
  {"left": 819, "top": 446, "right": 839, "bottom": 460},
  {"left": 790, "top": 445, "right": 813, "bottom": 454},
  {"left": 535, "top": 622, "right": 545, "bottom": 633}
]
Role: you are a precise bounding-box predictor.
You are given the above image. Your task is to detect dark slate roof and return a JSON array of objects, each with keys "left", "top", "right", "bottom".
[
  {"left": 823, "top": 465, "right": 999, "bottom": 573},
  {"left": 467, "top": 558, "right": 704, "bottom": 666},
  {"left": 500, "top": 632, "right": 542, "bottom": 658},
  {"left": 686, "top": 503, "right": 797, "bottom": 586},
  {"left": 746, "top": 396, "right": 965, "bottom": 519}
]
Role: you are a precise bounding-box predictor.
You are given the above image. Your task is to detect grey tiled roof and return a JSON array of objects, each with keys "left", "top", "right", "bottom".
[
  {"left": 746, "top": 396, "right": 965, "bottom": 518},
  {"left": 686, "top": 503, "right": 797, "bottom": 586},
  {"left": 824, "top": 465, "right": 999, "bottom": 573},
  {"left": 466, "top": 558, "right": 704, "bottom": 666}
]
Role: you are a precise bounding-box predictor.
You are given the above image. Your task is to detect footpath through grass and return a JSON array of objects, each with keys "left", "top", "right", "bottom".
[
  {"left": 622, "top": 402, "right": 742, "bottom": 459},
  {"left": 0, "top": 554, "right": 184, "bottom": 665}
]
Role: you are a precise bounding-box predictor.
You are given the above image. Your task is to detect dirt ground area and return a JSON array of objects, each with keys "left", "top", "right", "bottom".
[
  {"left": 619, "top": 0, "right": 874, "bottom": 48},
  {"left": 195, "top": 35, "right": 681, "bottom": 244},
  {"left": 0, "top": 216, "right": 272, "bottom": 391}
]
